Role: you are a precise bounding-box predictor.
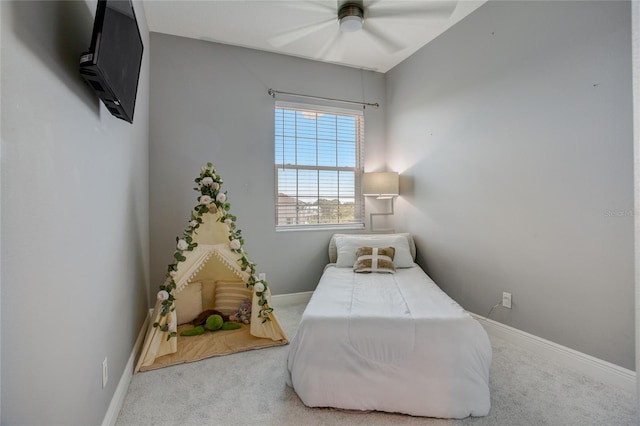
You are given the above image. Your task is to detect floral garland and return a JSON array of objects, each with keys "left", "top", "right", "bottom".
[{"left": 153, "top": 162, "right": 273, "bottom": 340}]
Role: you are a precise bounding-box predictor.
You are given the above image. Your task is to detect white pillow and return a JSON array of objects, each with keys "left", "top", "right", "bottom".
[{"left": 335, "top": 235, "right": 414, "bottom": 268}]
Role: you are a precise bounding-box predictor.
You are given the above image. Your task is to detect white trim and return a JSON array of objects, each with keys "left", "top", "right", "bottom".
[
  {"left": 471, "top": 313, "right": 636, "bottom": 394},
  {"left": 101, "top": 310, "right": 152, "bottom": 426},
  {"left": 101, "top": 295, "right": 635, "bottom": 426},
  {"left": 101, "top": 292, "right": 307, "bottom": 426},
  {"left": 276, "top": 223, "right": 365, "bottom": 233},
  {"left": 271, "top": 291, "right": 313, "bottom": 307},
  {"left": 274, "top": 102, "right": 365, "bottom": 231}
]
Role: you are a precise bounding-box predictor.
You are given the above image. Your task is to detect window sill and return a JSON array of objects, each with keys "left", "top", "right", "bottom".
[{"left": 276, "top": 223, "right": 365, "bottom": 233}]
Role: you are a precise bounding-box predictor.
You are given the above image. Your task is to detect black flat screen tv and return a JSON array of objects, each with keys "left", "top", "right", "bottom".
[{"left": 79, "top": 0, "right": 143, "bottom": 123}]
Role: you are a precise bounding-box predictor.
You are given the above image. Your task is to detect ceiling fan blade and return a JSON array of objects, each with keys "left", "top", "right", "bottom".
[
  {"left": 366, "top": 0, "right": 457, "bottom": 20},
  {"left": 362, "top": 22, "right": 405, "bottom": 53},
  {"left": 318, "top": 31, "right": 352, "bottom": 63},
  {"left": 268, "top": 18, "right": 336, "bottom": 48},
  {"left": 283, "top": 0, "right": 336, "bottom": 14}
]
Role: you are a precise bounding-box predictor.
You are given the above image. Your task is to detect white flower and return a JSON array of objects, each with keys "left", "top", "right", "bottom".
[
  {"left": 168, "top": 321, "right": 177, "bottom": 333},
  {"left": 216, "top": 193, "right": 226, "bottom": 203},
  {"left": 224, "top": 218, "right": 233, "bottom": 227},
  {"left": 200, "top": 195, "right": 212, "bottom": 205},
  {"left": 169, "top": 270, "right": 177, "bottom": 278},
  {"left": 157, "top": 290, "right": 169, "bottom": 301},
  {"left": 244, "top": 266, "right": 252, "bottom": 273},
  {"left": 201, "top": 177, "right": 214, "bottom": 186},
  {"left": 177, "top": 239, "right": 189, "bottom": 250},
  {"left": 229, "top": 239, "right": 241, "bottom": 250},
  {"left": 254, "top": 282, "right": 265, "bottom": 293},
  {"left": 200, "top": 166, "right": 206, "bottom": 174},
  {"left": 212, "top": 182, "right": 220, "bottom": 190},
  {"left": 189, "top": 220, "right": 198, "bottom": 228}
]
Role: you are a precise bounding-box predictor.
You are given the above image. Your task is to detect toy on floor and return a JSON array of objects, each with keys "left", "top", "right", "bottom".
[
  {"left": 229, "top": 298, "right": 251, "bottom": 324},
  {"left": 180, "top": 311, "right": 241, "bottom": 336},
  {"left": 191, "top": 309, "right": 229, "bottom": 326}
]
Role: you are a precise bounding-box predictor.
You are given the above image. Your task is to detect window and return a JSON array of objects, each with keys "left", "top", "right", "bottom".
[{"left": 274, "top": 102, "right": 364, "bottom": 230}]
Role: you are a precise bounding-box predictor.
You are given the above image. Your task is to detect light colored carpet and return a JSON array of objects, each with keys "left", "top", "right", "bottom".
[{"left": 117, "top": 302, "right": 637, "bottom": 425}]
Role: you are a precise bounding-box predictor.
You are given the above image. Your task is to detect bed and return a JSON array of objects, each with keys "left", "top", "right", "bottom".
[{"left": 286, "top": 233, "right": 492, "bottom": 419}]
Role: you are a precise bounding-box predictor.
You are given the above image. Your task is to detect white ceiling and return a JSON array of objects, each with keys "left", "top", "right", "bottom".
[{"left": 142, "top": 0, "right": 487, "bottom": 73}]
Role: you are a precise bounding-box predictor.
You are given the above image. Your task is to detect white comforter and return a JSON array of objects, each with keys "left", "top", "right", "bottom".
[{"left": 286, "top": 265, "right": 492, "bottom": 419}]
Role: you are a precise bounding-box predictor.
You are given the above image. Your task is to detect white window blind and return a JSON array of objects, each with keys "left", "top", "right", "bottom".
[{"left": 274, "top": 102, "right": 364, "bottom": 230}]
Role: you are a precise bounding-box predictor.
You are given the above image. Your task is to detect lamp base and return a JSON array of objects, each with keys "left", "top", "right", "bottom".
[{"left": 369, "top": 197, "right": 395, "bottom": 233}]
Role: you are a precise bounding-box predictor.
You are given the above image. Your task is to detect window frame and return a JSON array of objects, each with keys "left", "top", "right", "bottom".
[{"left": 274, "top": 101, "right": 365, "bottom": 232}]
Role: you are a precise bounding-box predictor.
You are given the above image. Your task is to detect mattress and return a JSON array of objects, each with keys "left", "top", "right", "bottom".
[{"left": 286, "top": 264, "right": 492, "bottom": 419}]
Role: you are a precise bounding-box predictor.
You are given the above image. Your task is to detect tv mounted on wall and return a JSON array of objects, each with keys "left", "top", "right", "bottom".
[{"left": 79, "top": 0, "right": 143, "bottom": 123}]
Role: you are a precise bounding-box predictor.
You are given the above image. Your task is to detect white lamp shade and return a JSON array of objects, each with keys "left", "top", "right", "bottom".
[{"left": 362, "top": 172, "right": 399, "bottom": 198}]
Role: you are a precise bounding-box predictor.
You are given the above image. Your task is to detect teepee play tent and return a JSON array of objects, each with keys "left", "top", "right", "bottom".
[{"left": 135, "top": 163, "right": 288, "bottom": 372}]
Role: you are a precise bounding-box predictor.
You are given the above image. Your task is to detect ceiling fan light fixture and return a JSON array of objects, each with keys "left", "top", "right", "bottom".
[{"left": 338, "top": 3, "right": 364, "bottom": 32}]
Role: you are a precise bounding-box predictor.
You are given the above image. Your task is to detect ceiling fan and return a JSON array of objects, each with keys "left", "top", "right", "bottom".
[{"left": 268, "top": 0, "right": 458, "bottom": 59}]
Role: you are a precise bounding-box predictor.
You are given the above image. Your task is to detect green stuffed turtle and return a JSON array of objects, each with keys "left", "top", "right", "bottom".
[
  {"left": 204, "top": 314, "right": 223, "bottom": 331},
  {"left": 180, "top": 313, "right": 241, "bottom": 336}
]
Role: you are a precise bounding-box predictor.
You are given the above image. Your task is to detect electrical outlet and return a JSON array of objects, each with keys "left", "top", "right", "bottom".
[
  {"left": 502, "top": 292, "right": 512, "bottom": 309},
  {"left": 102, "top": 357, "right": 108, "bottom": 388},
  {"left": 258, "top": 273, "right": 266, "bottom": 281}
]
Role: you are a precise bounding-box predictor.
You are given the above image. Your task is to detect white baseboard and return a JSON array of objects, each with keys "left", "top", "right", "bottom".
[
  {"left": 101, "top": 295, "right": 635, "bottom": 426},
  {"left": 271, "top": 291, "right": 313, "bottom": 307},
  {"left": 102, "top": 310, "right": 152, "bottom": 426},
  {"left": 100, "top": 296, "right": 310, "bottom": 425},
  {"left": 471, "top": 313, "right": 637, "bottom": 394}
]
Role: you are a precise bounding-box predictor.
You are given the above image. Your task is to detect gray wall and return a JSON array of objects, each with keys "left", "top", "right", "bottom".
[
  {"left": 633, "top": 0, "right": 640, "bottom": 408},
  {"left": 386, "top": 1, "right": 634, "bottom": 369},
  {"left": 1, "top": 1, "right": 150, "bottom": 424},
  {"left": 148, "top": 33, "right": 386, "bottom": 303}
]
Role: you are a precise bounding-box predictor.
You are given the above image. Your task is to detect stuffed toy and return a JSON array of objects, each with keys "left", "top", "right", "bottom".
[
  {"left": 205, "top": 314, "right": 224, "bottom": 331},
  {"left": 229, "top": 298, "right": 251, "bottom": 324},
  {"left": 180, "top": 312, "right": 241, "bottom": 336},
  {"left": 181, "top": 325, "right": 205, "bottom": 336},
  {"left": 191, "top": 309, "right": 229, "bottom": 326},
  {"left": 221, "top": 322, "right": 241, "bottom": 330}
]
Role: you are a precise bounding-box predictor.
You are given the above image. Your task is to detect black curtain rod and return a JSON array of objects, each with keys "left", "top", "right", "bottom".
[{"left": 268, "top": 88, "right": 379, "bottom": 109}]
